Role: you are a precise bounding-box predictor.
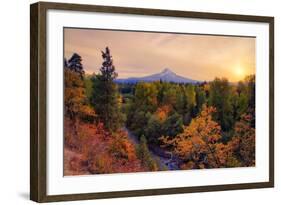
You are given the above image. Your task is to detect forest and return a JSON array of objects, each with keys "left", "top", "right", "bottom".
[{"left": 64, "top": 47, "right": 255, "bottom": 175}]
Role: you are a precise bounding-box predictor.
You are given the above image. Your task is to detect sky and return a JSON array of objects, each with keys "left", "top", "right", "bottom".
[{"left": 64, "top": 28, "right": 256, "bottom": 82}]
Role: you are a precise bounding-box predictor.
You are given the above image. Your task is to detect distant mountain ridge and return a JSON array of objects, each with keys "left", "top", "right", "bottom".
[{"left": 115, "top": 68, "right": 200, "bottom": 84}]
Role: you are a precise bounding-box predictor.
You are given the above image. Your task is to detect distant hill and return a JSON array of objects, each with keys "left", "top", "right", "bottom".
[{"left": 115, "top": 68, "right": 200, "bottom": 84}]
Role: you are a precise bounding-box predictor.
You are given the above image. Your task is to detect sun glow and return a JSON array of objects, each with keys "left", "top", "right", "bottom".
[{"left": 234, "top": 65, "right": 246, "bottom": 81}]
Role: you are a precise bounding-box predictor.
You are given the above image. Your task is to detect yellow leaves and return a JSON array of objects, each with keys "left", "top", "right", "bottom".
[
  {"left": 64, "top": 68, "right": 84, "bottom": 87},
  {"left": 64, "top": 69, "right": 89, "bottom": 118},
  {"left": 117, "top": 95, "right": 123, "bottom": 106},
  {"left": 203, "top": 83, "right": 210, "bottom": 92},
  {"left": 135, "top": 82, "right": 158, "bottom": 108},
  {"left": 88, "top": 153, "right": 113, "bottom": 174},
  {"left": 64, "top": 68, "right": 98, "bottom": 123},
  {"left": 79, "top": 105, "right": 96, "bottom": 122},
  {"left": 110, "top": 133, "right": 137, "bottom": 161},
  {"left": 153, "top": 105, "right": 255, "bottom": 169},
  {"left": 184, "top": 85, "right": 196, "bottom": 107},
  {"left": 80, "top": 105, "right": 95, "bottom": 115}
]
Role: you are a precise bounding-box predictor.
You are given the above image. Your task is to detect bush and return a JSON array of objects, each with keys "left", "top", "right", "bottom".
[
  {"left": 88, "top": 154, "right": 113, "bottom": 174},
  {"left": 110, "top": 134, "right": 137, "bottom": 161}
]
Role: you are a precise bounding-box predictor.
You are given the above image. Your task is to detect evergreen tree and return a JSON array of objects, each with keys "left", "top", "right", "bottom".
[
  {"left": 67, "top": 53, "right": 84, "bottom": 77},
  {"left": 245, "top": 75, "right": 255, "bottom": 127},
  {"left": 209, "top": 78, "right": 234, "bottom": 131},
  {"left": 162, "top": 112, "right": 183, "bottom": 138},
  {"left": 64, "top": 52, "right": 90, "bottom": 121},
  {"left": 145, "top": 115, "right": 163, "bottom": 144},
  {"left": 136, "top": 135, "right": 158, "bottom": 171},
  {"left": 195, "top": 86, "right": 206, "bottom": 114},
  {"left": 64, "top": 53, "right": 96, "bottom": 146},
  {"left": 64, "top": 57, "right": 68, "bottom": 68},
  {"left": 91, "top": 47, "right": 124, "bottom": 131}
]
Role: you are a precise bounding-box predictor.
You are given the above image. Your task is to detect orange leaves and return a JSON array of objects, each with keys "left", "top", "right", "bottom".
[
  {"left": 64, "top": 68, "right": 90, "bottom": 121},
  {"left": 234, "top": 114, "right": 253, "bottom": 134},
  {"left": 215, "top": 143, "right": 234, "bottom": 166},
  {"left": 231, "top": 114, "right": 255, "bottom": 166},
  {"left": 161, "top": 104, "right": 222, "bottom": 168},
  {"left": 88, "top": 153, "right": 113, "bottom": 174},
  {"left": 161, "top": 106, "right": 255, "bottom": 169},
  {"left": 80, "top": 105, "right": 96, "bottom": 117},
  {"left": 79, "top": 105, "right": 96, "bottom": 122},
  {"left": 64, "top": 116, "right": 145, "bottom": 175},
  {"left": 181, "top": 104, "right": 221, "bottom": 144},
  {"left": 110, "top": 131, "right": 138, "bottom": 161},
  {"left": 155, "top": 105, "right": 171, "bottom": 122}
]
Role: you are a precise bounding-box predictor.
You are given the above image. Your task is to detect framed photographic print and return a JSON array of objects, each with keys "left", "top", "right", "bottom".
[{"left": 30, "top": 1, "right": 274, "bottom": 202}]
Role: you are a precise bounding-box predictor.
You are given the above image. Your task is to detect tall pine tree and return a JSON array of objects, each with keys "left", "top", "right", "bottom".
[
  {"left": 67, "top": 53, "right": 84, "bottom": 77},
  {"left": 91, "top": 47, "right": 124, "bottom": 131},
  {"left": 64, "top": 53, "right": 86, "bottom": 120}
]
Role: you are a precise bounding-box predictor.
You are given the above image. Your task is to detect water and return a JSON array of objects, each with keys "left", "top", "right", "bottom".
[{"left": 123, "top": 127, "right": 180, "bottom": 171}]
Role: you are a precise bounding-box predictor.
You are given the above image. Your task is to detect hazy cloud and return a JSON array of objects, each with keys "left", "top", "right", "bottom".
[{"left": 64, "top": 28, "right": 255, "bottom": 82}]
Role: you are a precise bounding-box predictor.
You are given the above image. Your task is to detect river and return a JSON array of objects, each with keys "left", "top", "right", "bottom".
[{"left": 123, "top": 127, "right": 180, "bottom": 171}]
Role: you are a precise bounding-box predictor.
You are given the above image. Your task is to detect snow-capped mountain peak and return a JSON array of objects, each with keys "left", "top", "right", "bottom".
[
  {"left": 115, "top": 68, "right": 199, "bottom": 84},
  {"left": 161, "top": 68, "right": 173, "bottom": 74}
]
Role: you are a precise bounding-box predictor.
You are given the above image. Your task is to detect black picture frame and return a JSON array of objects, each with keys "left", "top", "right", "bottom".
[{"left": 30, "top": 1, "right": 274, "bottom": 202}]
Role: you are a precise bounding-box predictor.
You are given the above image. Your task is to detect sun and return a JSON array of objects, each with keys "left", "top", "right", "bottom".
[{"left": 234, "top": 65, "right": 245, "bottom": 80}]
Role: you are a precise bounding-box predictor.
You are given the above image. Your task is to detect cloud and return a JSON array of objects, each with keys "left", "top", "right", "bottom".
[{"left": 64, "top": 28, "right": 255, "bottom": 82}]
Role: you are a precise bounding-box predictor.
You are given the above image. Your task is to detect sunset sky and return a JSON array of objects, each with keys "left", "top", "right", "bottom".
[{"left": 64, "top": 28, "right": 255, "bottom": 82}]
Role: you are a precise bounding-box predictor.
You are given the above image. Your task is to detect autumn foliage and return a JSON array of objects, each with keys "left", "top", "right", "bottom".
[
  {"left": 64, "top": 118, "right": 145, "bottom": 175},
  {"left": 64, "top": 50, "right": 156, "bottom": 175},
  {"left": 161, "top": 105, "right": 221, "bottom": 169},
  {"left": 160, "top": 105, "right": 255, "bottom": 169},
  {"left": 64, "top": 48, "right": 256, "bottom": 175}
]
